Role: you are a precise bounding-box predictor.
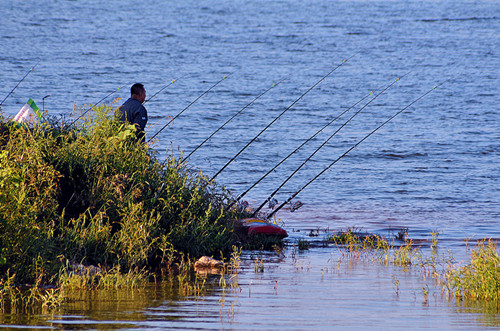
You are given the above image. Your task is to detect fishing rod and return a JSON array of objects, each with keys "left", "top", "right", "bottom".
[
  {"left": 143, "top": 73, "right": 189, "bottom": 104},
  {"left": 0, "top": 60, "right": 41, "bottom": 106},
  {"left": 147, "top": 73, "right": 232, "bottom": 143},
  {"left": 208, "top": 56, "right": 354, "bottom": 183},
  {"left": 68, "top": 82, "right": 131, "bottom": 127},
  {"left": 182, "top": 78, "right": 286, "bottom": 163},
  {"left": 226, "top": 75, "right": 402, "bottom": 211},
  {"left": 266, "top": 78, "right": 452, "bottom": 220},
  {"left": 252, "top": 73, "right": 408, "bottom": 216},
  {"left": 71, "top": 74, "right": 185, "bottom": 127}
]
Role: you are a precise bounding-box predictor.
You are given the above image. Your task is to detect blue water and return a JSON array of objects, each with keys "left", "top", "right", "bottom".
[{"left": 1, "top": 0, "right": 499, "bottom": 329}]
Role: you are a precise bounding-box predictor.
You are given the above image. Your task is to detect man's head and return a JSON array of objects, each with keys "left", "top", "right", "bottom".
[{"left": 131, "top": 83, "right": 146, "bottom": 103}]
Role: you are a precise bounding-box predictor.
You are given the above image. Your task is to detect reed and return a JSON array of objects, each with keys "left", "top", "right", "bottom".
[
  {"left": 392, "top": 239, "right": 420, "bottom": 267},
  {"left": 58, "top": 264, "right": 149, "bottom": 290},
  {"left": 0, "top": 270, "right": 65, "bottom": 312},
  {"left": 329, "top": 227, "right": 389, "bottom": 251},
  {"left": 446, "top": 239, "right": 500, "bottom": 301},
  {"left": 254, "top": 258, "right": 265, "bottom": 273}
]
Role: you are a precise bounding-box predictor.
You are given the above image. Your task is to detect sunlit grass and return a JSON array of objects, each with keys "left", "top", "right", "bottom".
[
  {"left": 329, "top": 228, "right": 390, "bottom": 260},
  {"left": 329, "top": 227, "right": 500, "bottom": 307},
  {"left": 0, "top": 103, "right": 249, "bottom": 289},
  {"left": 445, "top": 239, "right": 500, "bottom": 301}
]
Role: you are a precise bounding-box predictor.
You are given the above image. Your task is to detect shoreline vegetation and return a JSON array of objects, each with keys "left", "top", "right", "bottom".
[
  {"left": 0, "top": 103, "right": 254, "bottom": 296},
  {"left": 1, "top": 103, "right": 499, "bottom": 313}
]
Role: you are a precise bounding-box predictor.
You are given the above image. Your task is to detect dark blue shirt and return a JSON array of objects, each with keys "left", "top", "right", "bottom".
[{"left": 119, "top": 97, "right": 148, "bottom": 141}]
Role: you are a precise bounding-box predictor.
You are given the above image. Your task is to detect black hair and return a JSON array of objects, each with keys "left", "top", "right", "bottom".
[{"left": 131, "top": 83, "right": 145, "bottom": 96}]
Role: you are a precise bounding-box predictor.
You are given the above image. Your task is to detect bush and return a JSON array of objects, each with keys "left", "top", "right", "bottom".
[{"left": 0, "top": 104, "right": 245, "bottom": 284}]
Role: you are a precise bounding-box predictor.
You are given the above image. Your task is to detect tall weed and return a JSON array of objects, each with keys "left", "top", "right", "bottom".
[{"left": 447, "top": 240, "right": 500, "bottom": 301}]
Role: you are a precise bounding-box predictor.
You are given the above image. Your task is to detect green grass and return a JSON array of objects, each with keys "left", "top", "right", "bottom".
[
  {"left": 0, "top": 103, "right": 249, "bottom": 289},
  {"left": 329, "top": 227, "right": 389, "bottom": 250},
  {"left": 446, "top": 240, "right": 500, "bottom": 301}
]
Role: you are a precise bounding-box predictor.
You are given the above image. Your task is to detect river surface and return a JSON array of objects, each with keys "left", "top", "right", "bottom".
[{"left": 1, "top": 0, "right": 499, "bottom": 329}]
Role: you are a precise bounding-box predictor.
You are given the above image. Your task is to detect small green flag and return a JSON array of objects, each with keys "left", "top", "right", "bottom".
[{"left": 13, "top": 98, "right": 42, "bottom": 124}]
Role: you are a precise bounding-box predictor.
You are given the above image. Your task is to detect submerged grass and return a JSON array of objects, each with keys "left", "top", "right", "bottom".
[
  {"left": 0, "top": 102, "right": 253, "bottom": 308},
  {"left": 329, "top": 227, "right": 390, "bottom": 252},
  {"left": 445, "top": 239, "right": 500, "bottom": 301},
  {"left": 330, "top": 227, "right": 500, "bottom": 308},
  {"left": 329, "top": 228, "right": 442, "bottom": 271},
  {"left": 58, "top": 264, "right": 149, "bottom": 290}
]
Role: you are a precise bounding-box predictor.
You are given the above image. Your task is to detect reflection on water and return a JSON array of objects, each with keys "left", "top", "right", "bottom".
[
  {"left": 455, "top": 301, "right": 500, "bottom": 328},
  {"left": 2, "top": 244, "right": 499, "bottom": 329}
]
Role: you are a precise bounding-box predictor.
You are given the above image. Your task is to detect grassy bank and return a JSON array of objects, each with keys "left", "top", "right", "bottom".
[{"left": 0, "top": 103, "right": 248, "bottom": 287}]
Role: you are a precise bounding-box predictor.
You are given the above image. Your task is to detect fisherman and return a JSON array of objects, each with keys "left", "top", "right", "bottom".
[{"left": 119, "top": 83, "right": 148, "bottom": 142}]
